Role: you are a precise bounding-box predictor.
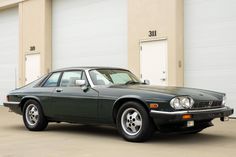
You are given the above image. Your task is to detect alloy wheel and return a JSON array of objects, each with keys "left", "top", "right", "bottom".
[
  {"left": 25, "top": 104, "right": 39, "bottom": 126},
  {"left": 121, "top": 108, "right": 142, "bottom": 136}
]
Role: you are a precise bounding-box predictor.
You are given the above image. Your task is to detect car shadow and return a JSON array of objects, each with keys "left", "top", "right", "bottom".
[
  {"left": 47, "top": 123, "right": 121, "bottom": 139},
  {"left": 5, "top": 123, "right": 235, "bottom": 144},
  {"left": 149, "top": 132, "right": 234, "bottom": 144}
]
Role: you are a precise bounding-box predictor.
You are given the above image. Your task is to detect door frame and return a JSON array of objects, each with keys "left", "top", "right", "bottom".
[{"left": 139, "top": 38, "right": 168, "bottom": 85}]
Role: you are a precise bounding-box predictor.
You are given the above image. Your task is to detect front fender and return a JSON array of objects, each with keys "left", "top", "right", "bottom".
[
  {"left": 112, "top": 95, "right": 149, "bottom": 123},
  {"left": 113, "top": 95, "right": 148, "bottom": 108}
]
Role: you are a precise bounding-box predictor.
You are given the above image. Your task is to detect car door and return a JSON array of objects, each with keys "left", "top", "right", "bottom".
[
  {"left": 51, "top": 70, "right": 99, "bottom": 122},
  {"left": 38, "top": 72, "right": 62, "bottom": 117}
]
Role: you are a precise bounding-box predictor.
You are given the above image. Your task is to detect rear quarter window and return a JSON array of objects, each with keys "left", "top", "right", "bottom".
[{"left": 43, "top": 72, "right": 61, "bottom": 87}]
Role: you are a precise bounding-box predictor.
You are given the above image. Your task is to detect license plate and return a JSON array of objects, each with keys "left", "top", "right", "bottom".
[
  {"left": 224, "top": 117, "right": 229, "bottom": 121},
  {"left": 221, "top": 116, "right": 230, "bottom": 121},
  {"left": 187, "top": 121, "right": 194, "bottom": 127}
]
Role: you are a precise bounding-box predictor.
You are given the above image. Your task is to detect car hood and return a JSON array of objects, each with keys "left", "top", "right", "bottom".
[{"left": 109, "top": 84, "right": 224, "bottom": 101}]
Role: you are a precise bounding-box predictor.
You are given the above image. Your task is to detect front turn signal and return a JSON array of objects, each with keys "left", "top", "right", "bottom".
[
  {"left": 182, "top": 114, "right": 192, "bottom": 120},
  {"left": 149, "top": 103, "right": 159, "bottom": 109}
]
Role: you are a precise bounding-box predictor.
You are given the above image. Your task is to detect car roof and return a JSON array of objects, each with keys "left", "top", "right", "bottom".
[{"left": 52, "top": 66, "right": 129, "bottom": 72}]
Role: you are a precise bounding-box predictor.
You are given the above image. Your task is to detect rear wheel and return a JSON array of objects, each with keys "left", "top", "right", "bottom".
[
  {"left": 23, "top": 100, "right": 48, "bottom": 131},
  {"left": 116, "top": 101, "right": 154, "bottom": 142}
]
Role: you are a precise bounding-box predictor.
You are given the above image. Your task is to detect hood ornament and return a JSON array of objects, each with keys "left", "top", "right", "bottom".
[{"left": 209, "top": 101, "right": 213, "bottom": 106}]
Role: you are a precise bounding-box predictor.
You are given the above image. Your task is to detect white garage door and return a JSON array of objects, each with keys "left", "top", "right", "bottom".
[
  {"left": 0, "top": 7, "right": 18, "bottom": 105},
  {"left": 184, "top": 0, "right": 236, "bottom": 116},
  {"left": 52, "top": 0, "right": 127, "bottom": 69}
]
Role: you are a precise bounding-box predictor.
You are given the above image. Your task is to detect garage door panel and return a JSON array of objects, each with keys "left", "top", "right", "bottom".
[
  {"left": 54, "top": 54, "right": 127, "bottom": 69},
  {"left": 185, "top": 24, "right": 236, "bottom": 49},
  {"left": 0, "top": 67, "right": 16, "bottom": 89},
  {"left": 0, "top": 7, "right": 18, "bottom": 105},
  {"left": 185, "top": 29, "right": 236, "bottom": 48},
  {"left": 185, "top": 70, "right": 236, "bottom": 87},
  {"left": 185, "top": 47, "right": 236, "bottom": 71},
  {"left": 184, "top": 0, "right": 236, "bottom": 116},
  {"left": 53, "top": 51, "right": 127, "bottom": 69},
  {"left": 185, "top": 0, "right": 236, "bottom": 52},
  {"left": 54, "top": 36, "right": 125, "bottom": 53},
  {"left": 185, "top": 0, "right": 236, "bottom": 19},
  {"left": 52, "top": 0, "right": 127, "bottom": 69}
]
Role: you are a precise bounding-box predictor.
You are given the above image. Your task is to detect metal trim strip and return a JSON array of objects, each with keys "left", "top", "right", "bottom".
[{"left": 150, "top": 107, "right": 228, "bottom": 115}]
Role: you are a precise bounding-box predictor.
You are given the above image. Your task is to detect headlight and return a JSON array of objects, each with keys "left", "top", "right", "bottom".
[
  {"left": 170, "top": 96, "right": 194, "bottom": 109},
  {"left": 170, "top": 97, "right": 182, "bottom": 109},
  {"left": 222, "top": 95, "right": 226, "bottom": 106}
]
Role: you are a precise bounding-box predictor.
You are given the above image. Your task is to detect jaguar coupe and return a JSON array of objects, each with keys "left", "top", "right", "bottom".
[{"left": 4, "top": 67, "right": 234, "bottom": 142}]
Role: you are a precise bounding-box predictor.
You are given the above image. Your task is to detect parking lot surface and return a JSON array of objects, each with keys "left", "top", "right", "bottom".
[{"left": 0, "top": 107, "right": 235, "bottom": 157}]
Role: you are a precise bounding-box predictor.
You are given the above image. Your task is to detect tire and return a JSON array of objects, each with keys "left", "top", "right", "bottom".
[
  {"left": 23, "top": 99, "right": 48, "bottom": 131},
  {"left": 116, "top": 101, "right": 154, "bottom": 142}
]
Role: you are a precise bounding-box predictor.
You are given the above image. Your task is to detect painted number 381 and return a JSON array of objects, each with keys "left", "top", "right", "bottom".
[{"left": 148, "top": 30, "right": 157, "bottom": 37}]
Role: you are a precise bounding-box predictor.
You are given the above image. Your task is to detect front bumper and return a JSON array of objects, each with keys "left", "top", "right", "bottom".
[{"left": 150, "top": 106, "right": 234, "bottom": 124}]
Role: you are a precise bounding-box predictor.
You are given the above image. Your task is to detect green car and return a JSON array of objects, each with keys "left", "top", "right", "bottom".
[{"left": 4, "top": 67, "right": 234, "bottom": 142}]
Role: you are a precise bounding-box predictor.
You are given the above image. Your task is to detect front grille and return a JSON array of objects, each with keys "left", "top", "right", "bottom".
[{"left": 192, "top": 101, "right": 222, "bottom": 109}]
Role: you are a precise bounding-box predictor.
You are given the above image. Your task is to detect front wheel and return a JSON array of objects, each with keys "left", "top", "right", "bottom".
[
  {"left": 116, "top": 101, "right": 154, "bottom": 142},
  {"left": 23, "top": 100, "right": 48, "bottom": 131}
]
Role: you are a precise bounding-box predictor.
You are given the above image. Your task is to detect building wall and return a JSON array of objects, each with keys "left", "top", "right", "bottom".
[
  {"left": 0, "top": 0, "right": 22, "bottom": 9},
  {"left": 19, "top": 0, "right": 51, "bottom": 85},
  {"left": 128, "top": 0, "right": 184, "bottom": 86},
  {"left": 0, "top": 0, "right": 183, "bottom": 86},
  {"left": 0, "top": 0, "right": 51, "bottom": 86},
  {"left": 0, "top": 6, "right": 18, "bottom": 105}
]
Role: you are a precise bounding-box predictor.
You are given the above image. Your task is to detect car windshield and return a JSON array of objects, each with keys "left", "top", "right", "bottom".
[{"left": 89, "top": 69, "right": 141, "bottom": 85}]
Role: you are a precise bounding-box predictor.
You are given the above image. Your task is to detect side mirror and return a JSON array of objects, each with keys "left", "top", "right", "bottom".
[
  {"left": 75, "top": 80, "right": 89, "bottom": 91},
  {"left": 75, "top": 80, "right": 86, "bottom": 87},
  {"left": 144, "top": 79, "right": 150, "bottom": 85}
]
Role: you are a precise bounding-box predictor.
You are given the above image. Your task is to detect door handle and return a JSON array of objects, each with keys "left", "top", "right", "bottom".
[
  {"left": 56, "top": 88, "right": 63, "bottom": 92},
  {"left": 160, "top": 78, "right": 166, "bottom": 81}
]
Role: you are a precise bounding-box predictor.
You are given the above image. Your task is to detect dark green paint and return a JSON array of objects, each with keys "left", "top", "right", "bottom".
[{"left": 5, "top": 67, "right": 226, "bottom": 125}]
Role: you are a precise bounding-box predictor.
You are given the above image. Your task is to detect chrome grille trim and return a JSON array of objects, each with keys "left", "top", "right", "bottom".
[{"left": 192, "top": 101, "right": 222, "bottom": 109}]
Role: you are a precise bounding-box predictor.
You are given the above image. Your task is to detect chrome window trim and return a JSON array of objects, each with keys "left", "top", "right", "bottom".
[
  {"left": 85, "top": 69, "right": 95, "bottom": 87},
  {"left": 150, "top": 107, "right": 228, "bottom": 115}
]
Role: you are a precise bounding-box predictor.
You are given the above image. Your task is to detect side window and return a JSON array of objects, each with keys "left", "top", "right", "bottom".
[
  {"left": 43, "top": 72, "right": 61, "bottom": 87},
  {"left": 60, "top": 71, "right": 82, "bottom": 87}
]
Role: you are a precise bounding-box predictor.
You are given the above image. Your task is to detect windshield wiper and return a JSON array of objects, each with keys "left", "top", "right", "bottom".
[{"left": 125, "top": 81, "right": 140, "bottom": 85}]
